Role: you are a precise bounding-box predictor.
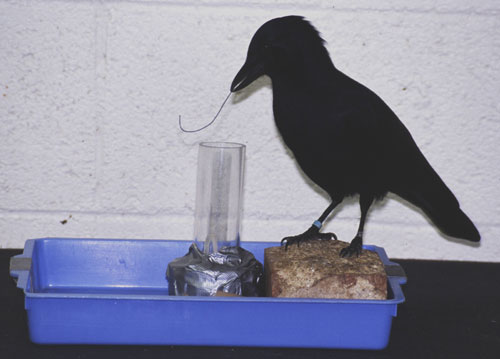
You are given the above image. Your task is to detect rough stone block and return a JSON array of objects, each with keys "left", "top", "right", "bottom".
[{"left": 264, "top": 240, "right": 387, "bottom": 299}]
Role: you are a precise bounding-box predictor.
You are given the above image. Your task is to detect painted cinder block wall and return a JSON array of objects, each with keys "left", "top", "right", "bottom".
[{"left": 1, "top": 0, "right": 499, "bottom": 261}]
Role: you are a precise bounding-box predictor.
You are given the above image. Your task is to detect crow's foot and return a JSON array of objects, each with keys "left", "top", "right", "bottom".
[
  {"left": 281, "top": 225, "right": 337, "bottom": 250},
  {"left": 339, "top": 236, "right": 363, "bottom": 258}
]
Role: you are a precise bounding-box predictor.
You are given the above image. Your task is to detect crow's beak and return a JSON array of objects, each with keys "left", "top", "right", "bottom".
[{"left": 230, "top": 58, "right": 265, "bottom": 92}]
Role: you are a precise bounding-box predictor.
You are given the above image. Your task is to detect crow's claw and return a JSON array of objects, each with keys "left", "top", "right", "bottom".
[
  {"left": 339, "top": 236, "right": 363, "bottom": 258},
  {"left": 281, "top": 226, "right": 337, "bottom": 250}
]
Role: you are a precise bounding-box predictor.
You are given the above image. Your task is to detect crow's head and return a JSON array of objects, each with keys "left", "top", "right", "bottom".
[{"left": 231, "top": 16, "right": 331, "bottom": 92}]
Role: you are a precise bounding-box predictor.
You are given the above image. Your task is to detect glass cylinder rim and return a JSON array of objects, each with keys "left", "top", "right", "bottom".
[{"left": 199, "top": 141, "right": 246, "bottom": 149}]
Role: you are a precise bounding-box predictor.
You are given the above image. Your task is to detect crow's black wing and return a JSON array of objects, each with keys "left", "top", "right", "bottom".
[{"left": 370, "top": 93, "right": 480, "bottom": 241}]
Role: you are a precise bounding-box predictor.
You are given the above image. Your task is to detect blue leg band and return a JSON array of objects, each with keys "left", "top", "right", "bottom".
[{"left": 312, "top": 220, "right": 322, "bottom": 229}]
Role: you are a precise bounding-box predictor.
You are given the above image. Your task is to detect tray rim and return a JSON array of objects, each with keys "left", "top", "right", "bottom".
[{"left": 10, "top": 237, "right": 406, "bottom": 305}]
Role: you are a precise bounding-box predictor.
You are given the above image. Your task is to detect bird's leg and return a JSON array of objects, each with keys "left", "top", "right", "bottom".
[
  {"left": 281, "top": 198, "right": 342, "bottom": 250},
  {"left": 340, "top": 194, "right": 374, "bottom": 258}
]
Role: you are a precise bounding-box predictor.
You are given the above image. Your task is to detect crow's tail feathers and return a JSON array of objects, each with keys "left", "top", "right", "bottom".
[
  {"left": 428, "top": 205, "right": 481, "bottom": 242},
  {"left": 394, "top": 174, "right": 480, "bottom": 242}
]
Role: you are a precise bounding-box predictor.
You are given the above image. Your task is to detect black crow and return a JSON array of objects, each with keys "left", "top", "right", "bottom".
[{"left": 230, "top": 16, "right": 480, "bottom": 257}]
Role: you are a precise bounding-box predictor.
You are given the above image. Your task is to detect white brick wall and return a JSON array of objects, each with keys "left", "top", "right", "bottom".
[{"left": 1, "top": 0, "right": 499, "bottom": 261}]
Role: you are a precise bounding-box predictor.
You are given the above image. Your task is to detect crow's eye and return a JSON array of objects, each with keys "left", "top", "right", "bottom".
[{"left": 263, "top": 44, "right": 270, "bottom": 49}]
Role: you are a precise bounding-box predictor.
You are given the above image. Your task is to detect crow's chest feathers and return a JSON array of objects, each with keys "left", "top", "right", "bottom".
[
  {"left": 271, "top": 85, "right": 383, "bottom": 195},
  {"left": 272, "top": 88, "right": 318, "bottom": 148},
  {"left": 272, "top": 87, "right": 345, "bottom": 153}
]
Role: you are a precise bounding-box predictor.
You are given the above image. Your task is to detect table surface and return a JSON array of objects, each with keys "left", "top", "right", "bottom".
[{"left": 1, "top": 248, "right": 499, "bottom": 359}]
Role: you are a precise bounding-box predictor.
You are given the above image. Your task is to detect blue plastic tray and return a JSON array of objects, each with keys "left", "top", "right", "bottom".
[{"left": 10, "top": 238, "right": 406, "bottom": 349}]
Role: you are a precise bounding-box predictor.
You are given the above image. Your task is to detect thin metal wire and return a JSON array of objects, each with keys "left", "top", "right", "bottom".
[{"left": 178, "top": 91, "right": 232, "bottom": 133}]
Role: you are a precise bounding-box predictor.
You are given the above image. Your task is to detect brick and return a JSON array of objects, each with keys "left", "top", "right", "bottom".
[{"left": 265, "top": 241, "right": 387, "bottom": 299}]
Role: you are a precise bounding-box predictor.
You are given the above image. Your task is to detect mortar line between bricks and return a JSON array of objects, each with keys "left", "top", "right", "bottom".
[
  {"left": 12, "top": 0, "right": 500, "bottom": 17},
  {"left": 0, "top": 209, "right": 191, "bottom": 219},
  {"left": 246, "top": 216, "right": 496, "bottom": 230},
  {"left": 0, "top": 209, "right": 496, "bottom": 229},
  {"left": 93, "top": 1, "right": 110, "bottom": 211}
]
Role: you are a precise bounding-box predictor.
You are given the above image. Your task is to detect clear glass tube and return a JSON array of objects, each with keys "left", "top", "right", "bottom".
[{"left": 194, "top": 142, "right": 245, "bottom": 254}]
